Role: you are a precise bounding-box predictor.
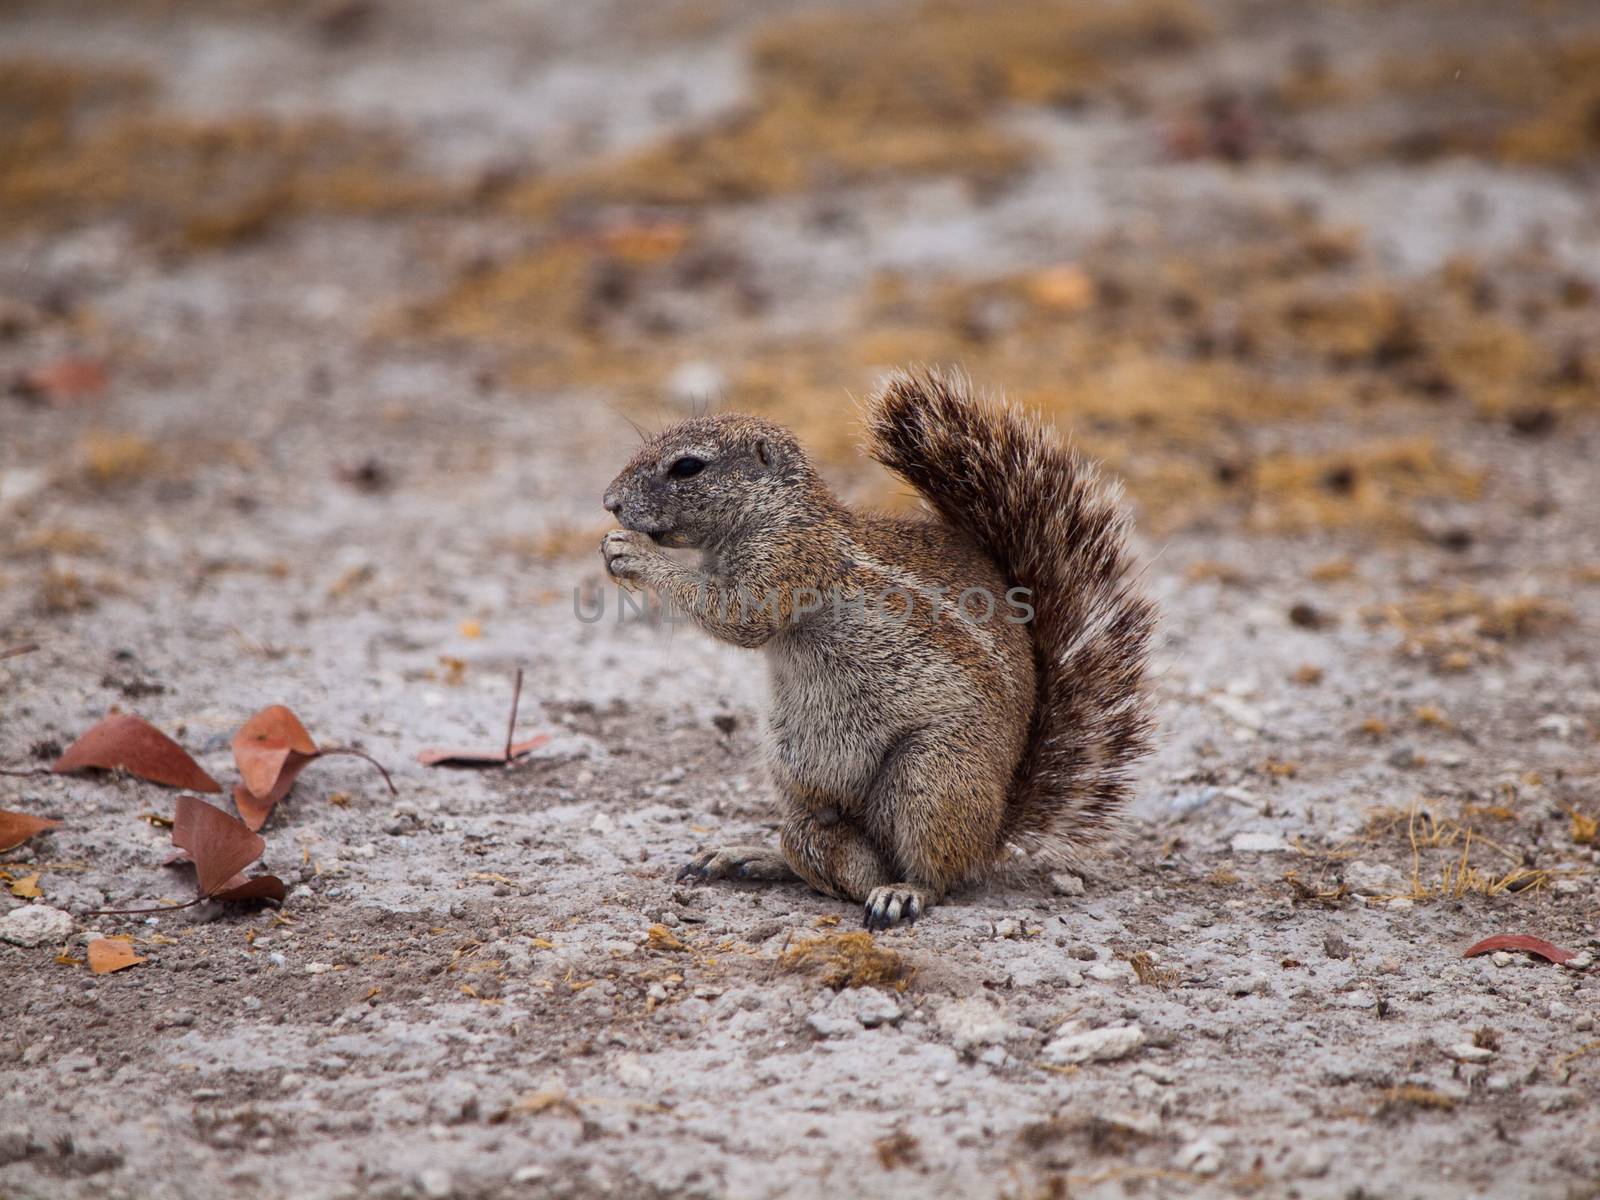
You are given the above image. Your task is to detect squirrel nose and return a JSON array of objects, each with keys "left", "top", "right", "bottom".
[{"left": 603, "top": 489, "right": 622, "bottom": 515}]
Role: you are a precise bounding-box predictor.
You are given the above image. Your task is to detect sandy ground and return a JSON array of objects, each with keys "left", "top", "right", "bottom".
[{"left": 3, "top": 1, "right": 1599, "bottom": 1198}]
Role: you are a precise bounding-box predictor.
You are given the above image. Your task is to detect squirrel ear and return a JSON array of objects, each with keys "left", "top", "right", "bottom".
[{"left": 755, "top": 438, "right": 775, "bottom": 468}]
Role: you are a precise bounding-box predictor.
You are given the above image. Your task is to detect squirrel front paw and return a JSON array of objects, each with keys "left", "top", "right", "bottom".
[{"left": 600, "top": 529, "right": 661, "bottom": 588}]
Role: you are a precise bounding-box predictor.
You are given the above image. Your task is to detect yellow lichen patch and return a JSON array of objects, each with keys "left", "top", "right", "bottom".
[
  {"left": 1570, "top": 811, "right": 1598, "bottom": 847},
  {"left": 1369, "top": 588, "right": 1571, "bottom": 671},
  {"left": 1243, "top": 440, "right": 1481, "bottom": 536},
  {"left": 1378, "top": 1085, "right": 1457, "bottom": 1113},
  {"left": 512, "top": 0, "right": 1204, "bottom": 213},
  {"left": 778, "top": 930, "right": 914, "bottom": 991},
  {"left": 78, "top": 432, "right": 161, "bottom": 486},
  {"left": 1, "top": 57, "right": 455, "bottom": 245},
  {"left": 7, "top": 527, "right": 106, "bottom": 558},
  {"left": 1381, "top": 38, "right": 1600, "bottom": 168}
]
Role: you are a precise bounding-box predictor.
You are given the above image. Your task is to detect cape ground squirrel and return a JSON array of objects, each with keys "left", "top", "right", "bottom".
[{"left": 601, "top": 367, "right": 1155, "bottom": 929}]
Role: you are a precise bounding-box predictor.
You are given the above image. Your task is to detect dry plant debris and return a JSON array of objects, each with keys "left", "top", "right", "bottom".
[
  {"left": 52, "top": 713, "right": 221, "bottom": 793},
  {"left": 417, "top": 669, "right": 551, "bottom": 767},
  {"left": 778, "top": 931, "right": 914, "bottom": 991},
  {"left": 87, "top": 937, "right": 147, "bottom": 975},
  {"left": 232, "top": 704, "right": 396, "bottom": 830},
  {"left": 0, "top": 811, "right": 62, "bottom": 851},
  {"left": 1462, "top": 935, "right": 1575, "bottom": 965}
]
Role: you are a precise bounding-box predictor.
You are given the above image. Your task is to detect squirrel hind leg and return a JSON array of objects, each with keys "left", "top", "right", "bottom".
[{"left": 677, "top": 845, "right": 795, "bottom": 884}]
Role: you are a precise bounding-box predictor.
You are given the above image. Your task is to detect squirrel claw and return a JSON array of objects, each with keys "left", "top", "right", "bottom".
[
  {"left": 863, "top": 885, "right": 926, "bottom": 932},
  {"left": 676, "top": 845, "right": 792, "bottom": 885}
]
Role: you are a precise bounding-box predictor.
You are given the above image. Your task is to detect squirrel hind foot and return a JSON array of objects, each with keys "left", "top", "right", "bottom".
[
  {"left": 676, "top": 845, "right": 795, "bottom": 884},
  {"left": 863, "top": 884, "right": 933, "bottom": 931}
]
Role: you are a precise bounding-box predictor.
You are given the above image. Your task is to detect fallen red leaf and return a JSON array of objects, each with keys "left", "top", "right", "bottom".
[
  {"left": 87, "top": 938, "right": 146, "bottom": 975},
  {"left": 233, "top": 705, "right": 317, "bottom": 797},
  {"left": 0, "top": 810, "right": 62, "bottom": 852},
  {"left": 1462, "top": 934, "right": 1575, "bottom": 964},
  {"left": 418, "top": 668, "right": 550, "bottom": 767},
  {"left": 19, "top": 357, "right": 108, "bottom": 406},
  {"left": 417, "top": 736, "right": 551, "bottom": 767},
  {"left": 88, "top": 797, "right": 284, "bottom": 917},
  {"left": 229, "top": 704, "right": 395, "bottom": 830},
  {"left": 171, "top": 795, "right": 273, "bottom": 897},
  {"left": 211, "top": 874, "right": 287, "bottom": 903},
  {"left": 53, "top": 714, "right": 221, "bottom": 793}
]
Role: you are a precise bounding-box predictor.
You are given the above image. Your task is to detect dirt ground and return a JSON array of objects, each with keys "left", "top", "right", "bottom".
[{"left": 3, "top": 1, "right": 1599, "bottom": 1197}]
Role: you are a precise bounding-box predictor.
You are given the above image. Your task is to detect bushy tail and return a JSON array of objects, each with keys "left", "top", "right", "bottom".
[{"left": 862, "top": 366, "right": 1156, "bottom": 860}]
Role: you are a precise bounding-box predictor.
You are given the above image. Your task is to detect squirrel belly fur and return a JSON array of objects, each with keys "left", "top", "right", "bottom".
[{"left": 601, "top": 366, "right": 1155, "bottom": 930}]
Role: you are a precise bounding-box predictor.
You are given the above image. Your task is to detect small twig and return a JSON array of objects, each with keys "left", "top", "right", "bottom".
[
  {"left": 87, "top": 895, "right": 204, "bottom": 917},
  {"left": 504, "top": 667, "right": 524, "bottom": 763},
  {"left": 316, "top": 747, "right": 398, "bottom": 795},
  {"left": 0, "top": 766, "right": 52, "bottom": 778},
  {"left": 0, "top": 643, "right": 39, "bottom": 661}
]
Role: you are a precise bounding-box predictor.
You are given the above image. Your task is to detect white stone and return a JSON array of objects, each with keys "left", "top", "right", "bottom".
[
  {"left": 936, "top": 999, "right": 1018, "bottom": 1050},
  {"left": 1444, "top": 1043, "right": 1495, "bottom": 1063},
  {"left": 994, "top": 919, "right": 1022, "bottom": 939},
  {"left": 1049, "top": 872, "right": 1085, "bottom": 897},
  {"left": 1230, "top": 832, "right": 1291, "bottom": 853},
  {"left": 1042, "top": 1023, "right": 1144, "bottom": 1065},
  {"left": 0, "top": 904, "right": 72, "bottom": 947},
  {"left": 1492, "top": 952, "right": 1514, "bottom": 968},
  {"left": 1174, "top": 1137, "right": 1225, "bottom": 1176},
  {"left": 1344, "top": 860, "right": 1407, "bottom": 895},
  {"left": 416, "top": 1167, "right": 453, "bottom": 1199},
  {"left": 613, "top": 1055, "right": 652, "bottom": 1088},
  {"left": 589, "top": 812, "right": 616, "bottom": 835}
]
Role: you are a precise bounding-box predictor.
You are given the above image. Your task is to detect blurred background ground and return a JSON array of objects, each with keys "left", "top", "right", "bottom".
[{"left": 2, "top": 0, "right": 1599, "bottom": 1197}]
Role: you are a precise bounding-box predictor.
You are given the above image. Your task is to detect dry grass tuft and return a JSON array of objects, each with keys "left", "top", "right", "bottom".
[
  {"left": 36, "top": 567, "right": 99, "bottom": 615},
  {"left": 513, "top": 0, "right": 1204, "bottom": 213},
  {"left": 1381, "top": 38, "right": 1600, "bottom": 168},
  {"left": 1127, "top": 950, "right": 1179, "bottom": 987},
  {"left": 1378, "top": 1085, "right": 1457, "bottom": 1113},
  {"left": 779, "top": 931, "right": 914, "bottom": 991},
  {"left": 1244, "top": 440, "right": 1481, "bottom": 536},
  {"left": 1369, "top": 589, "right": 1572, "bottom": 672},
  {"left": 1356, "top": 802, "right": 1582, "bottom": 903},
  {"left": 1571, "top": 811, "right": 1598, "bottom": 847},
  {"left": 78, "top": 432, "right": 161, "bottom": 486},
  {"left": 0, "top": 56, "right": 454, "bottom": 244}
]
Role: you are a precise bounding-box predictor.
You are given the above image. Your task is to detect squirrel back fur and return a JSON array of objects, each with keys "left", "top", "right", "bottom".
[{"left": 862, "top": 366, "right": 1156, "bottom": 862}]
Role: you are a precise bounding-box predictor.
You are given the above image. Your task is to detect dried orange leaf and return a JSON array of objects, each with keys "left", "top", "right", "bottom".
[
  {"left": 418, "top": 668, "right": 548, "bottom": 767},
  {"left": 211, "top": 874, "right": 286, "bottom": 904},
  {"left": 22, "top": 357, "right": 108, "bottom": 405},
  {"left": 230, "top": 705, "right": 393, "bottom": 827},
  {"left": 232, "top": 705, "right": 318, "bottom": 798},
  {"left": 1463, "top": 934, "right": 1575, "bottom": 964},
  {"left": 53, "top": 714, "right": 220, "bottom": 793},
  {"left": 9, "top": 872, "right": 42, "bottom": 899},
  {"left": 417, "top": 735, "right": 550, "bottom": 767},
  {"left": 172, "top": 795, "right": 267, "bottom": 897},
  {"left": 0, "top": 810, "right": 61, "bottom": 851},
  {"left": 87, "top": 938, "right": 147, "bottom": 974}
]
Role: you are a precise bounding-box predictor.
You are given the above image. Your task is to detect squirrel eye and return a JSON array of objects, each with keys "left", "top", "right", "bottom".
[{"left": 667, "top": 456, "right": 706, "bottom": 480}]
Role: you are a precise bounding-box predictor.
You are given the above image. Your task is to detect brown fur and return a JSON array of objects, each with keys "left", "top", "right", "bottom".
[{"left": 600, "top": 367, "right": 1154, "bottom": 928}]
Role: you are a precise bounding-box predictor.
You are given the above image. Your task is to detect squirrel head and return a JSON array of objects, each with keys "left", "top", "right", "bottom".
[{"left": 603, "top": 413, "right": 828, "bottom": 550}]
